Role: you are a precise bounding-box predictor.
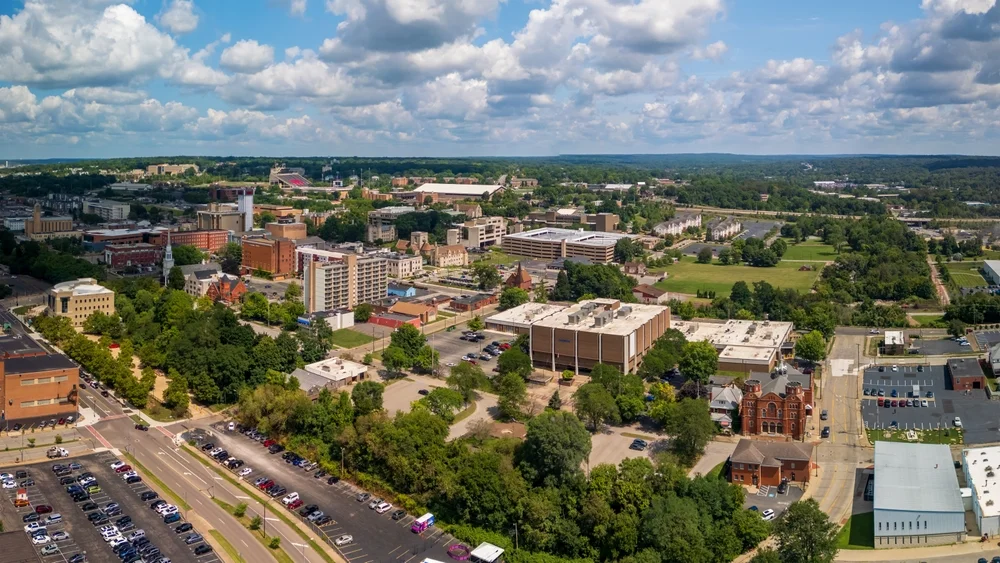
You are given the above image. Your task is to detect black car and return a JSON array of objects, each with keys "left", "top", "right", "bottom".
[
  {"left": 116, "top": 516, "right": 132, "bottom": 526},
  {"left": 201, "top": 443, "right": 215, "bottom": 451},
  {"left": 327, "top": 476, "right": 340, "bottom": 485},
  {"left": 105, "top": 506, "right": 122, "bottom": 517},
  {"left": 69, "top": 554, "right": 87, "bottom": 563},
  {"left": 125, "top": 475, "right": 142, "bottom": 484},
  {"left": 299, "top": 504, "right": 318, "bottom": 517},
  {"left": 174, "top": 522, "right": 194, "bottom": 534},
  {"left": 194, "top": 544, "right": 213, "bottom": 555},
  {"left": 269, "top": 486, "right": 287, "bottom": 497},
  {"left": 60, "top": 476, "right": 75, "bottom": 485},
  {"left": 391, "top": 509, "right": 406, "bottom": 520},
  {"left": 12, "top": 423, "right": 22, "bottom": 431},
  {"left": 268, "top": 444, "right": 284, "bottom": 454},
  {"left": 135, "top": 424, "right": 149, "bottom": 431},
  {"left": 314, "top": 470, "right": 327, "bottom": 478},
  {"left": 91, "top": 516, "right": 109, "bottom": 526},
  {"left": 72, "top": 492, "right": 90, "bottom": 502},
  {"left": 15, "top": 470, "right": 28, "bottom": 479},
  {"left": 821, "top": 426, "right": 831, "bottom": 438},
  {"left": 777, "top": 480, "right": 789, "bottom": 494},
  {"left": 81, "top": 502, "right": 99, "bottom": 511},
  {"left": 140, "top": 491, "right": 158, "bottom": 501},
  {"left": 316, "top": 515, "right": 333, "bottom": 525},
  {"left": 417, "top": 389, "right": 430, "bottom": 396},
  {"left": 87, "top": 511, "right": 105, "bottom": 521},
  {"left": 22, "top": 513, "right": 39, "bottom": 522}
]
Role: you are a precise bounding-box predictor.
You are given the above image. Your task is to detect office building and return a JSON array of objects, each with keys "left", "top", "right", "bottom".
[
  {"left": 525, "top": 210, "right": 620, "bottom": 232},
  {"left": 501, "top": 228, "right": 634, "bottom": 264},
  {"left": 875, "top": 442, "right": 965, "bottom": 548},
  {"left": 150, "top": 229, "right": 229, "bottom": 253},
  {"left": 525, "top": 299, "right": 670, "bottom": 374},
  {"left": 47, "top": 278, "right": 115, "bottom": 327},
  {"left": 485, "top": 302, "right": 566, "bottom": 335},
  {"left": 883, "top": 330, "right": 906, "bottom": 355},
  {"left": 146, "top": 163, "right": 198, "bottom": 176},
  {"left": 253, "top": 204, "right": 302, "bottom": 219},
  {"left": 728, "top": 439, "right": 813, "bottom": 486},
  {"left": 300, "top": 248, "right": 389, "bottom": 313},
  {"left": 24, "top": 204, "right": 75, "bottom": 240},
  {"left": 242, "top": 238, "right": 296, "bottom": 278},
  {"left": 385, "top": 253, "right": 423, "bottom": 278},
  {"left": 82, "top": 199, "right": 130, "bottom": 221},
  {"left": 671, "top": 319, "right": 794, "bottom": 374},
  {"left": 454, "top": 216, "right": 506, "bottom": 249},
  {"left": 2, "top": 354, "right": 80, "bottom": 425},
  {"left": 2, "top": 217, "right": 28, "bottom": 232},
  {"left": 366, "top": 206, "right": 415, "bottom": 243},
  {"left": 197, "top": 203, "right": 244, "bottom": 232},
  {"left": 103, "top": 243, "right": 163, "bottom": 272}
]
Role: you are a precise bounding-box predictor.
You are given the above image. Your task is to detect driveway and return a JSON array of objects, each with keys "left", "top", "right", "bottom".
[
  {"left": 448, "top": 392, "right": 498, "bottom": 441},
  {"left": 382, "top": 378, "right": 445, "bottom": 416},
  {"left": 688, "top": 440, "right": 738, "bottom": 478},
  {"left": 586, "top": 428, "right": 663, "bottom": 470}
]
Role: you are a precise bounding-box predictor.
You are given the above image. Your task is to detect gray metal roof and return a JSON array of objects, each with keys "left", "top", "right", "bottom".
[{"left": 874, "top": 442, "right": 963, "bottom": 513}]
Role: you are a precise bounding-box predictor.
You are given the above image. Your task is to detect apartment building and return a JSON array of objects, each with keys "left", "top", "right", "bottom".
[
  {"left": 501, "top": 228, "right": 633, "bottom": 264},
  {"left": 707, "top": 217, "right": 742, "bottom": 241},
  {"left": 365, "top": 206, "right": 416, "bottom": 243},
  {"left": 448, "top": 216, "right": 506, "bottom": 248},
  {"left": 242, "top": 237, "right": 296, "bottom": 277},
  {"left": 385, "top": 253, "right": 423, "bottom": 278},
  {"left": 300, "top": 248, "right": 389, "bottom": 313},
  {"left": 652, "top": 213, "right": 702, "bottom": 237},
  {"left": 82, "top": 199, "right": 131, "bottom": 221},
  {"left": 47, "top": 278, "right": 116, "bottom": 327}
]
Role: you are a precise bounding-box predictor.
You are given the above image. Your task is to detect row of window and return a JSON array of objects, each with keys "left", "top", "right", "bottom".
[
  {"left": 735, "top": 462, "right": 800, "bottom": 471},
  {"left": 879, "top": 520, "right": 928, "bottom": 531},
  {"left": 21, "top": 376, "right": 70, "bottom": 385},
  {"left": 20, "top": 397, "right": 70, "bottom": 408}
]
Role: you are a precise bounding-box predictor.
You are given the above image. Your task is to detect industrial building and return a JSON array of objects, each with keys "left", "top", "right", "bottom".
[
  {"left": 671, "top": 319, "right": 793, "bottom": 374},
  {"left": 964, "top": 445, "right": 1000, "bottom": 537},
  {"left": 501, "top": 228, "right": 634, "bottom": 263},
  {"left": 528, "top": 299, "right": 671, "bottom": 374},
  {"left": 82, "top": 199, "right": 130, "bottom": 221},
  {"left": 874, "top": 442, "right": 966, "bottom": 548},
  {"left": 983, "top": 261, "right": 1000, "bottom": 285},
  {"left": 300, "top": 248, "right": 389, "bottom": 313},
  {"left": 47, "top": 278, "right": 115, "bottom": 327}
]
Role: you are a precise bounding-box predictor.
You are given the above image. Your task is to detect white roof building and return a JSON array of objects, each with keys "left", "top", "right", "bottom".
[
  {"left": 469, "top": 543, "right": 505, "bottom": 563},
  {"left": 885, "top": 331, "right": 905, "bottom": 346},
  {"left": 291, "top": 357, "right": 369, "bottom": 394},
  {"left": 413, "top": 183, "right": 504, "bottom": 198},
  {"left": 964, "top": 446, "right": 1000, "bottom": 536}
]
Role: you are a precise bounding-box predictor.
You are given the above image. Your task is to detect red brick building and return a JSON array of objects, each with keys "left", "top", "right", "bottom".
[
  {"left": 206, "top": 275, "right": 248, "bottom": 304},
  {"left": 148, "top": 230, "right": 229, "bottom": 253},
  {"left": 948, "top": 358, "right": 985, "bottom": 390},
  {"left": 103, "top": 244, "right": 163, "bottom": 271},
  {"left": 451, "top": 293, "right": 498, "bottom": 312},
  {"left": 368, "top": 313, "right": 422, "bottom": 330},
  {"left": 741, "top": 372, "right": 813, "bottom": 440},
  {"left": 729, "top": 439, "right": 814, "bottom": 487},
  {"left": 505, "top": 263, "right": 532, "bottom": 290},
  {"left": 242, "top": 237, "right": 295, "bottom": 278}
]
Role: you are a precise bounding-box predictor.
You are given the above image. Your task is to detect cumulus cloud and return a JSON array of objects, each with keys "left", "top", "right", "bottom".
[
  {"left": 221, "top": 40, "right": 275, "bottom": 74},
  {"left": 157, "top": 0, "right": 199, "bottom": 34}
]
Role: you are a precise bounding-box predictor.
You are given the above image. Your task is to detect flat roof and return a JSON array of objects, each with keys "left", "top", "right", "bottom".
[
  {"left": 469, "top": 542, "right": 505, "bottom": 563},
  {"left": 874, "top": 442, "right": 963, "bottom": 514},
  {"left": 965, "top": 446, "right": 1000, "bottom": 518},
  {"left": 414, "top": 183, "right": 503, "bottom": 196},
  {"left": 299, "top": 357, "right": 367, "bottom": 382},
  {"left": 50, "top": 278, "right": 113, "bottom": 296},
  {"left": 671, "top": 319, "right": 792, "bottom": 349},
  {"left": 504, "top": 227, "right": 633, "bottom": 248},
  {"left": 4, "top": 354, "right": 78, "bottom": 374},
  {"left": 85, "top": 227, "right": 166, "bottom": 237},
  {"left": 949, "top": 357, "right": 983, "bottom": 379},
  {"left": 984, "top": 260, "right": 1000, "bottom": 275},
  {"left": 531, "top": 298, "right": 667, "bottom": 336},
  {"left": 885, "top": 330, "right": 904, "bottom": 345},
  {"left": 719, "top": 346, "right": 776, "bottom": 362},
  {"left": 487, "top": 303, "right": 566, "bottom": 327}
]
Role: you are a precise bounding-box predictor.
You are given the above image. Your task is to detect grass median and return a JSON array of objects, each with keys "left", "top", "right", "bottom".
[
  {"left": 208, "top": 529, "right": 247, "bottom": 563},
  {"left": 122, "top": 452, "right": 192, "bottom": 510},
  {"left": 181, "top": 445, "right": 336, "bottom": 563},
  {"left": 212, "top": 498, "right": 294, "bottom": 563}
]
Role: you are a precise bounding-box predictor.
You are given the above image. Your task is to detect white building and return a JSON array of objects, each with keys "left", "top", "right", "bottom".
[
  {"left": 964, "top": 446, "right": 1000, "bottom": 537},
  {"left": 413, "top": 183, "right": 505, "bottom": 201},
  {"left": 301, "top": 249, "right": 389, "bottom": 313},
  {"left": 450, "top": 216, "right": 507, "bottom": 248},
  {"left": 984, "top": 260, "right": 1000, "bottom": 285},
  {"left": 652, "top": 213, "right": 702, "bottom": 237},
  {"left": 385, "top": 253, "right": 423, "bottom": 278},
  {"left": 309, "top": 309, "right": 355, "bottom": 331},
  {"left": 82, "top": 200, "right": 130, "bottom": 221},
  {"left": 3, "top": 217, "right": 29, "bottom": 232},
  {"left": 875, "top": 442, "right": 966, "bottom": 548},
  {"left": 291, "top": 357, "right": 368, "bottom": 394},
  {"left": 469, "top": 543, "right": 505, "bottom": 563}
]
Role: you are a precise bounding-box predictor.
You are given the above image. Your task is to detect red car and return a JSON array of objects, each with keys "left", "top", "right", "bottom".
[
  {"left": 258, "top": 480, "right": 274, "bottom": 491},
  {"left": 35, "top": 505, "right": 53, "bottom": 514},
  {"left": 114, "top": 465, "right": 132, "bottom": 474},
  {"left": 263, "top": 439, "right": 275, "bottom": 448},
  {"left": 287, "top": 499, "right": 304, "bottom": 510},
  {"left": 499, "top": 343, "right": 511, "bottom": 350}
]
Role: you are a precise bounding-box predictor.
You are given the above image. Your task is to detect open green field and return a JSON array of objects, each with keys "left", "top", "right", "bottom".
[
  {"left": 910, "top": 313, "right": 945, "bottom": 327},
  {"left": 330, "top": 328, "right": 376, "bottom": 348},
  {"left": 780, "top": 240, "right": 838, "bottom": 261},
  {"left": 475, "top": 249, "right": 535, "bottom": 266},
  {"left": 949, "top": 261, "right": 987, "bottom": 288},
  {"left": 653, "top": 260, "right": 825, "bottom": 297},
  {"left": 835, "top": 512, "right": 874, "bottom": 550}
]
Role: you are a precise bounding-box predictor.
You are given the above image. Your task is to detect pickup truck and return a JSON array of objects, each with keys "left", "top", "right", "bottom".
[{"left": 46, "top": 447, "right": 69, "bottom": 459}]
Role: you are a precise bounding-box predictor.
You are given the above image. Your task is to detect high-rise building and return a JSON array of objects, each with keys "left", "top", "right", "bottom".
[{"left": 300, "top": 249, "right": 389, "bottom": 313}]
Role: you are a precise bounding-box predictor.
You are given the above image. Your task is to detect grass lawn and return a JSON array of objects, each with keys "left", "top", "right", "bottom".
[
  {"left": 653, "top": 259, "right": 825, "bottom": 297},
  {"left": 330, "top": 328, "right": 376, "bottom": 348},
  {"left": 866, "top": 428, "right": 963, "bottom": 445},
  {"left": 949, "top": 261, "right": 987, "bottom": 288},
  {"left": 835, "top": 512, "right": 874, "bottom": 550},
  {"left": 475, "top": 249, "right": 534, "bottom": 266},
  {"left": 13, "top": 305, "right": 31, "bottom": 315},
  {"left": 706, "top": 461, "right": 727, "bottom": 480},
  {"left": 781, "top": 240, "right": 839, "bottom": 261},
  {"left": 910, "top": 313, "right": 945, "bottom": 327}
]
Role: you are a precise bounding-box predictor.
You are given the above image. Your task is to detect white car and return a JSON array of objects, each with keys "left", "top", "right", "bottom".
[
  {"left": 955, "top": 417, "right": 963, "bottom": 428},
  {"left": 761, "top": 509, "right": 776, "bottom": 521},
  {"left": 109, "top": 536, "right": 128, "bottom": 548},
  {"left": 121, "top": 471, "right": 138, "bottom": 480},
  {"left": 282, "top": 492, "right": 300, "bottom": 505},
  {"left": 334, "top": 535, "right": 353, "bottom": 547},
  {"left": 160, "top": 505, "right": 179, "bottom": 516},
  {"left": 375, "top": 502, "right": 393, "bottom": 514},
  {"left": 156, "top": 504, "right": 177, "bottom": 515},
  {"left": 891, "top": 364, "right": 898, "bottom": 372},
  {"left": 2, "top": 480, "right": 16, "bottom": 489},
  {"left": 0, "top": 472, "right": 12, "bottom": 480},
  {"left": 32, "top": 535, "right": 51, "bottom": 545},
  {"left": 110, "top": 461, "right": 126, "bottom": 471},
  {"left": 869, "top": 328, "right": 880, "bottom": 334},
  {"left": 227, "top": 422, "right": 235, "bottom": 432},
  {"left": 24, "top": 522, "right": 46, "bottom": 534},
  {"left": 238, "top": 467, "right": 253, "bottom": 477},
  {"left": 51, "top": 531, "right": 69, "bottom": 541}
]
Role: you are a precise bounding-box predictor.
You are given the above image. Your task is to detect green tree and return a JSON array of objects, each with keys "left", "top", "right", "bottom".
[
  {"left": 697, "top": 247, "right": 714, "bottom": 264},
  {"left": 499, "top": 287, "right": 530, "bottom": 311},
  {"left": 218, "top": 242, "right": 242, "bottom": 275},
  {"left": 467, "top": 315, "right": 485, "bottom": 332},
  {"left": 948, "top": 318, "right": 968, "bottom": 338},
  {"left": 353, "top": 303, "right": 373, "bottom": 323},
  {"left": 614, "top": 238, "right": 643, "bottom": 264},
  {"left": 496, "top": 347, "right": 532, "bottom": 379},
  {"left": 447, "top": 361, "right": 487, "bottom": 402},
  {"left": 284, "top": 282, "right": 302, "bottom": 301},
  {"left": 773, "top": 499, "right": 839, "bottom": 563},
  {"left": 573, "top": 382, "right": 620, "bottom": 430},
  {"left": 547, "top": 390, "right": 562, "bottom": 410},
  {"left": 167, "top": 266, "right": 185, "bottom": 290},
  {"left": 471, "top": 262, "right": 502, "bottom": 291},
  {"left": 666, "top": 398, "right": 715, "bottom": 464},
  {"left": 496, "top": 372, "right": 527, "bottom": 420},
  {"left": 520, "top": 410, "right": 591, "bottom": 486},
  {"left": 679, "top": 340, "right": 718, "bottom": 385},
  {"left": 749, "top": 549, "right": 780, "bottom": 563},
  {"left": 770, "top": 238, "right": 788, "bottom": 257},
  {"left": 381, "top": 346, "right": 412, "bottom": 375},
  {"left": 171, "top": 244, "right": 205, "bottom": 266},
  {"left": 163, "top": 372, "right": 190, "bottom": 416},
  {"left": 419, "top": 387, "right": 465, "bottom": 422},
  {"left": 795, "top": 330, "right": 827, "bottom": 363},
  {"left": 641, "top": 494, "right": 713, "bottom": 562},
  {"left": 351, "top": 381, "right": 384, "bottom": 416},
  {"left": 413, "top": 345, "right": 439, "bottom": 374},
  {"left": 390, "top": 323, "right": 426, "bottom": 356},
  {"left": 734, "top": 508, "right": 772, "bottom": 551}
]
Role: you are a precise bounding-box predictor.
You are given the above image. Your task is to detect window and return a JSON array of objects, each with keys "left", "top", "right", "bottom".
[
  {"left": 20, "top": 379, "right": 35, "bottom": 386},
  {"left": 909, "top": 522, "right": 912, "bottom": 530},
  {"left": 894, "top": 522, "right": 897, "bottom": 530},
  {"left": 37, "top": 377, "right": 51, "bottom": 384},
  {"left": 54, "top": 376, "right": 68, "bottom": 382},
  {"left": 878, "top": 522, "right": 881, "bottom": 531},
  {"left": 924, "top": 521, "right": 927, "bottom": 529},
  {"left": 790, "top": 463, "right": 796, "bottom": 469}
]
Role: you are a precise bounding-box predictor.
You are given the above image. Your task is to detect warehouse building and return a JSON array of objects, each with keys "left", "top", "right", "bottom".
[
  {"left": 964, "top": 445, "right": 1000, "bottom": 537},
  {"left": 671, "top": 319, "right": 793, "bottom": 374},
  {"left": 501, "top": 228, "right": 634, "bottom": 264},
  {"left": 874, "top": 442, "right": 966, "bottom": 548},
  {"left": 528, "top": 299, "right": 670, "bottom": 374}
]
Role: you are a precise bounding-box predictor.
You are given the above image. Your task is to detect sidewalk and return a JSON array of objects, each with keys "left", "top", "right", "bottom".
[{"left": 835, "top": 540, "right": 1000, "bottom": 561}]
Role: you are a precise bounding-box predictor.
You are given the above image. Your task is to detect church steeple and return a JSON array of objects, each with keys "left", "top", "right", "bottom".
[{"left": 162, "top": 231, "right": 174, "bottom": 286}]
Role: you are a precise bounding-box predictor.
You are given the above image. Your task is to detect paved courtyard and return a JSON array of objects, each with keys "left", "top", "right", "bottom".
[{"left": 860, "top": 364, "right": 1000, "bottom": 444}]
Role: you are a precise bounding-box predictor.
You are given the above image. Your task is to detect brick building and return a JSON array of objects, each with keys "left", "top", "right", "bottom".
[
  {"left": 505, "top": 263, "right": 532, "bottom": 290},
  {"left": 729, "top": 439, "right": 814, "bottom": 487},
  {"left": 451, "top": 293, "right": 498, "bottom": 312},
  {"left": 103, "top": 244, "right": 163, "bottom": 272},
  {"left": 741, "top": 372, "right": 813, "bottom": 440},
  {"left": 948, "top": 358, "right": 986, "bottom": 391},
  {"left": 265, "top": 222, "right": 308, "bottom": 240},
  {"left": 242, "top": 238, "right": 296, "bottom": 277},
  {"left": 206, "top": 274, "right": 248, "bottom": 304}
]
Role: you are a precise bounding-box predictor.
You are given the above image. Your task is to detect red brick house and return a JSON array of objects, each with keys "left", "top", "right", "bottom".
[
  {"left": 451, "top": 293, "right": 497, "bottom": 312},
  {"left": 368, "top": 313, "right": 421, "bottom": 330},
  {"left": 505, "top": 263, "right": 532, "bottom": 290},
  {"left": 729, "top": 439, "right": 814, "bottom": 487},
  {"left": 741, "top": 371, "right": 813, "bottom": 440},
  {"left": 206, "top": 275, "right": 247, "bottom": 304}
]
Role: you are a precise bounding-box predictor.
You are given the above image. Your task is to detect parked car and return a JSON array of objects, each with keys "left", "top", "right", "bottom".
[
  {"left": 819, "top": 410, "right": 828, "bottom": 420},
  {"left": 335, "top": 535, "right": 353, "bottom": 546},
  {"left": 761, "top": 509, "right": 776, "bottom": 521},
  {"left": 391, "top": 509, "right": 407, "bottom": 521},
  {"left": 821, "top": 427, "right": 830, "bottom": 438}
]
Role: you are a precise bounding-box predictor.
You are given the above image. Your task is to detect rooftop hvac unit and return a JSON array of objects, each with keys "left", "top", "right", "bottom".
[
  {"left": 618, "top": 306, "right": 632, "bottom": 317},
  {"left": 568, "top": 312, "right": 582, "bottom": 324},
  {"left": 743, "top": 336, "right": 750, "bottom": 342}
]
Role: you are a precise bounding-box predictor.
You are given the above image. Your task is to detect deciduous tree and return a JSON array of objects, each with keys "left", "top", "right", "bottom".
[
  {"left": 773, "top": 499, "right": 839, "bottom": 563},
  {"left": 520, "top": 410, "right": 591, "bottom": 486},
  {"left": 351, "top": 381, "right": 384, "bottom": 417},
  {"left": 795, "top": 330, "right": 827, "bottom": 363},
  {"left": 573, "top": 382, "right": 620, "bottom": 431},
  {"left": 496, "top": 373, "right": 527, "bottom": 420},
  {"left": 499, "top": 287, "right": 529, "bottom": 311}
]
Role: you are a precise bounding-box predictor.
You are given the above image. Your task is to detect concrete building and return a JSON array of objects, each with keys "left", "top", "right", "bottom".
[
  {"left": 82, "top": 199, "right": 130, "bottom": 221},
  {"left": 740, "top": 371, "right": 813, "bottom": 440},
  {"left": 706, "top": 216, "right": 742, "bottom": 241},
  {"left": 456, "top": 216, "right": 506, "bottom": 249},
  {"left": 948, "top": 357, "right": 985, "bottom": 391},
  {"left": 963, "top": 445, "right": 1000, "bottom": 537},
  {"left": 385, "top": 253, "right": 423, "bottom": 279},
  {"left": 501, "top": 228, "right": 634, "bottom": 264},
  {"left": 671, "top": 319, "right": 793, "bottom": 374},
  {"left": 47, "top": 278, "right": 115, "bottom": 327},
  {"left": 412, "top": 183, "right": 505, "bottom": 202},
  {"left": 291, "top": 357, "right": 368, "bottom": 394},
  {"left": 307, "top": 309, "right": 354, "bottom": 331},
  {"left": 528, "top": 298, "right": 671, "bottom": 374},
  {"left": 429, "top": 245, "right": 469, "bottom": 268},
  {"left": 300, "top": 249, "right": 389, "bottom": 313},
  {"left": 103, "top": 243, "right": 163, "bottom": 272},
  {"left": 875, "top": 442, "right": 966, "bottom": 548},
  {"left": 883, "top": 330, "right": 906, "bottom": 355},
  {"left": 524, "top": 210, "right": 620, "bottom": 232},
  {"left": 197, "top": 203, "right": 245, "bottom": 232},
  {"left": 24, "top": 204, "right": 75, "bottom": 240},
  {"left": 728, "top": 440, "right": 813, "bottom": 487},
  {"left": 2, "top": 217, "right": 28, "bottom": 232},
  {"left": 265, "top": 221, "right": 307, "bottom": 240},
  {"left": 453, "top": 203, "right": 482, "bottom": 219},
  {"left": 486, "top": 303, "right": 566, "bottom": 335},
  {"left": 366, "top": 206, "right": 416, "bottom": 243},
  {"left": 242, "top": 237, "right": 296, "bottom": 278},
  {"left": 983, "top": 260, "right": 1000, "bottom": 285},
  {"left": 146, "top": 163, "right": 198, "bottom": 176},
  {"left": 653, "top": 213, "right": 702, "bottom": 237}
]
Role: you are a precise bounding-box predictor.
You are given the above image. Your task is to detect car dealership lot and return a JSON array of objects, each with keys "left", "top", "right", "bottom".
[
  {"left": 193, "top": 425, "right": 456, "bottom": 563},
  {"left": 3, "top": 452, "right": 218, "bottom": 563}
]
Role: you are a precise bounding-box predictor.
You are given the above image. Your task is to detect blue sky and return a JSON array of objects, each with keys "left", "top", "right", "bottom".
[{"left": 1, "top": 0, "right": 999, "bottom": 158}]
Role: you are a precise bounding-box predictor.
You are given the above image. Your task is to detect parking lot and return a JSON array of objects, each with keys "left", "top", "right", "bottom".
[
  {"left": 910, "top": 338, "right": 970, "bottom": 355},
  {"left": 2, "top": 451, "right": 218, "bottom": 563},
  {"left": 975, "top": 329, "right": 1000, "bottom": 350},
  {"left": 735, "top": 220, "right": 781, "bottom": 241},
  {"left": 191, "top": 425, "right": 456, "bottom": 563},
  {"left": 742, "top": 482, "right": 804, "bottom": 519},
  {"left": 383, "top": 378, "right": 446, "bottom": 415},
  {"left": 681, "top": 243, "right": 729, "bottom": 257},
  {"left": 588, "top": 432, "right": 661, "bottom": 467},
  {"left": 860, "top": 365, "right": 1000, "bottom": 444}
]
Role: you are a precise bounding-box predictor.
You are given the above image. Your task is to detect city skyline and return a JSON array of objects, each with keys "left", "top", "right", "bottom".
[{"left": 2, "top": 0, "right": 1000, "bottom": 158}]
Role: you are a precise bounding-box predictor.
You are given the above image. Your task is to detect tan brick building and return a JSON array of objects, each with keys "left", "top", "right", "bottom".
[
  {"left": 47, "top": 278, "right": 115, "bottom": 327},
  {"left": 1, "top": 354, "right": 80, "bottom": 424},
  {"left": 265, "top": 222, "right": 308, "bottom": 240},
  {"left": 501, "top": 228, "right": 633, "bottom": 264}
]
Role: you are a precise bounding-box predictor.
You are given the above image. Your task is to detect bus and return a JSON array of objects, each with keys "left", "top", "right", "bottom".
[{"left": 411, "top": 513, "right": 434, "bottom": 533}]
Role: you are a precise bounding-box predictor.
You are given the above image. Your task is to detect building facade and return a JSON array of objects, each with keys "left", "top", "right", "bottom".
[
  {"left": 24, "top": 204, "right": 74, "bottom": 239},
  {"left": 242, "top": 238, "right": 296, "bottom": 277},
  {"left": 741, "top": 373, "right": 812, "bottom": 440},
  {"left": 501, "top": 228, "right": 633, "bottom": 263},
  {"left": 365, "top": 206, "right": 415, "bottom": 243},
  {"left": 430, "top": 245, "right": 469, "bottom": 267},
  {"left": 1, "top": 354, "right": 80, "bottom": 425},
  {"left": 652, "top": 213, "right": 702, "bottom": 237},
  {"left": 197, "top": 203, "right": 245, "bottom": 232},
  {"left": 103, "top": 244, "right": 164, "bottom": 272},
  {"left": 728, "top": 439, "right": 813, "bottom": 487},
  {"left": 47, "top": 278, "right": 116, "bottom": 327},
  {"left": 301, "top": 251, "right": 389, "bottom": 313},
  {"left": 146, "top": 163, "right": 198, "bottom": 176},
  {"left": 265, "top": 221, "right": 307, "bottom": 240},
  {"left": 948, "top": 357, "right": 985, "bottom": 390},
  {"left": 457, "top": 216, "right": 506, "bottom": 248},
  {"left": 82, "top": 200, "right": 130, "bottom": 221},
  {"left": 385, "top": 253, "right": 423, "bottom": 278},
  {"left": 707, "top": 217, "right": 742, "bottom": 241}
]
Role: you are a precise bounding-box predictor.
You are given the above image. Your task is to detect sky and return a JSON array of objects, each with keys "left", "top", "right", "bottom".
[{"left": 3, "top": 0, "right": 1000, "bottom": 159}]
